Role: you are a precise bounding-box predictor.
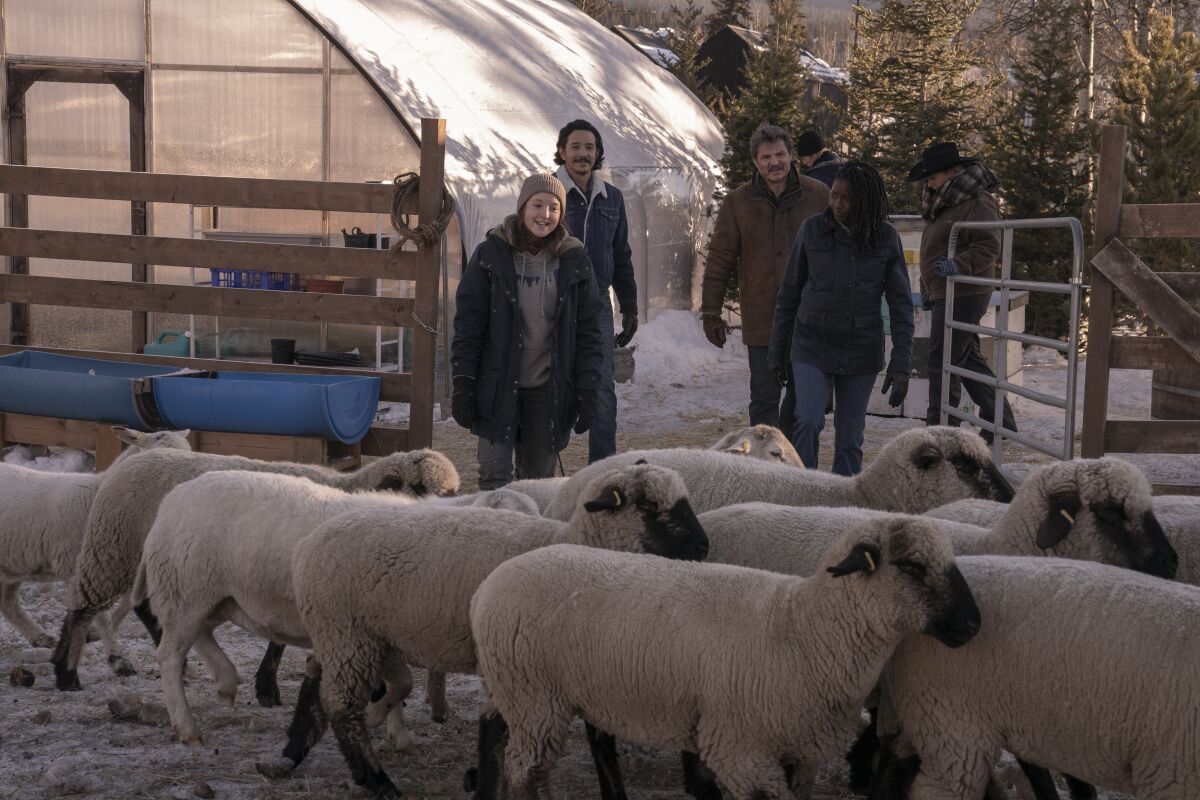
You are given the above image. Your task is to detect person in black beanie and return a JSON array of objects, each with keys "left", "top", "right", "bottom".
[
  {"left": 451, "top": 173, "right": 606, "bottom": 489},
  {"left": 795, "top": 130, "right": 844, "bottom": 188}
]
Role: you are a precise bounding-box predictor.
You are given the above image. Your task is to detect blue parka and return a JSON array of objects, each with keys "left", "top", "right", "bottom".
[
  {"left": 452, "top": 224, "right": 606, "bottom": 449},
  {"left": 768, "top": 211, "right": 914, "bottom": 376}
]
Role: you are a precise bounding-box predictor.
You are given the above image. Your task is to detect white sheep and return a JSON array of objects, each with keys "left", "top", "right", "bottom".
[
  {"left": 544, "top": 426, "right": 1014, "bottom": 521},
  {"left": 710, "top": 423, "right": 803, "bottom": 466},
  {"left": 504, "top": 478, "right": 567, "bottom": 514},
  {"left": 51, "top": 447, "right": 459, "bottom": 691},
  {"left": 429, "top": 487, "right": 540, "bottom": 515},
  {"left": 0, "top": 427, "right": 191, "bottom": 664},
  {"left": 468, "top": 517, "right": 981, "bottom": 800},
  {"left": 702, "top": 457, "right": 1178, "bottom": 581},
  {"left": 874, "top": 556, "right": 1200, "bottom": 800},
  {"left": 281, "top": 464, "right": 710, "bottom": 797}
]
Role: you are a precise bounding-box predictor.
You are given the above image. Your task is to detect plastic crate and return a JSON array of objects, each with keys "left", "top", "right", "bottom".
[{"left": 210, "top": 269, "right": 293, "bottom": 290}]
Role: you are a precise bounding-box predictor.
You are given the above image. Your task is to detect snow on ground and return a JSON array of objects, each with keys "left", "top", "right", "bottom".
[{"left": 0, "top": 310, "right": 1181, "bottom": 798}]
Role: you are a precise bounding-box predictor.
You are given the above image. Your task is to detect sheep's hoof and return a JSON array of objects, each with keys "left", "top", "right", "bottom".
[
  {"left": 256, "top": 686, "right": 282, "bottom": 708},
  {"left": 463, "top": 767, "right": 478, "bottom": 792},
  {"left": 430, "top": 711, "right": 447, "bottom": 724},
  {"left": 387, "top": 726, "right": 417, "bottom": 754},
  {"left": 178, "top": 733, "right": 204, "bottom": 747},
  {"left": 183, "top": 661, "right": 200, "bottom": 680},
  {"left": 54, "top": 669, "right": 82, "bottom": 692},
  {"left": 109, "top": 656, "right": 137, "bottom": 677},
  {"left": 85, "top": 629, "right": 101, "bottom": 644},
  {"left": 31, "top": 633, "right": 56, "bottom": 649},
  {"left": 217, "top": 690, "right": 237, "bottom": 707},
  {"left": 255, "top": 757, "right": 298, "bottom": 780}
]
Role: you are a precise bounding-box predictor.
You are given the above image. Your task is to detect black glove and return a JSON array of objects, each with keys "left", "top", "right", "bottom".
[
  {"left": 771, "top": 363, "right": 790, "bottom": 388},
  {"left": 701, "top": 314, "right": 727, "bottom": 349},
  {"left": 451, "top": 375, "right": 475, "bottom": 429},
  {"left": 573, "top": 391, "right": 597, "bottom": 435},
  {"left": 881, "top": 371, "right": 910, "bottom": 408},
  {"left": 615, "top": 309, "right": 638, "bottom": 348}
]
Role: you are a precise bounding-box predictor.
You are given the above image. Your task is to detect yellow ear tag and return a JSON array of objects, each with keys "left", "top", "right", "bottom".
[
  {"left": 864, "top": 551, "right": 877, "bottom": 573},
  {"left": 612, "top": 490, "right": 622, "bottom": 508},
  {"left": 737, "top": 440, "right": 751, "bottom": 453},
  {"left": 1059, "top": 509, "right": 1075, "bottom": 525}
]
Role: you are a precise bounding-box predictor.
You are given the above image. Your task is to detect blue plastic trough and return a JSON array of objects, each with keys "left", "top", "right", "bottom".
[
  {"left": 0, "top": 351, "right": 178, "bottom": 430},
  {"left": 151, "top": 371, "right": 380, "bottom": 444}
]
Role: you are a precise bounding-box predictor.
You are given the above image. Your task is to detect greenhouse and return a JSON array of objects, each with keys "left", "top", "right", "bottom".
[{"left": 0, "top": 0, "right": 724, "bottom": 375}]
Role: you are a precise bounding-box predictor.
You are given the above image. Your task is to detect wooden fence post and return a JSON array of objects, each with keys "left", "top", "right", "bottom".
[{"left": 408, "top": 117, "right": 447, "bottom": 451}]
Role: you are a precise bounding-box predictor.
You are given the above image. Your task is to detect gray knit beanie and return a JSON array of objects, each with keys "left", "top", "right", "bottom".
[{"left": 517, "top": 173, "right": 567, "bottom": 212}]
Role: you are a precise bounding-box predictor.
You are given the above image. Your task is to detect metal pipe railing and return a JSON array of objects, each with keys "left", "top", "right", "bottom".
[{"left": 941, "top": 217, "right": 1085, "bottom": 463}]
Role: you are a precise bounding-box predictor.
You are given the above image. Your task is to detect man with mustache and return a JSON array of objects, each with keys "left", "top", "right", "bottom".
[
  {"left": 701, "top": 123, "right": 830, "bottom": 441},
  {"left": 554, "top": 119, "right": 639, "bottom": 464}
]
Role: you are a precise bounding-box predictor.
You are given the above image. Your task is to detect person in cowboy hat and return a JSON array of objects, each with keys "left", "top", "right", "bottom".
[{"left": 911, "top": 141, "right": 1017, "bottom": 444}]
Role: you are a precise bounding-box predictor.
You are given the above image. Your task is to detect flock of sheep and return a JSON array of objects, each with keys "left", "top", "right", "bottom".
[{"left": 2, "top": 422, "right": 1198, "bottom": 799}]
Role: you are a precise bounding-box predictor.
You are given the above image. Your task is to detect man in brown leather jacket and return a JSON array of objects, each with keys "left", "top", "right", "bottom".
[
  {"left": 701, "top": 123, "right": 830, "bottom": 439},
  {"left": 912, "top": 141, "right": 1017, "bottom": 442}
]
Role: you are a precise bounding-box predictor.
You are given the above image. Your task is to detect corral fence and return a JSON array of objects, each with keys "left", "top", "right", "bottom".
[{"left": 0, "top": 115, "right": 447, "bottom": 457}]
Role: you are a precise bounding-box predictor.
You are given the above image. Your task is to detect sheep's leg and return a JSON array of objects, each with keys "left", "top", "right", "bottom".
[
  {"left": 585, "top": 723, "right": 628, "bottom": 800},
  {"left": 846, "top": 708, "right": 881, "bottom": 794},
  {"left": 109, "top": 592, "right": 133, "bottom": 630},
  {"left": 681, "top": 751, "right": 723, "bottom": 800},
  {"left": 132, "top": 597, "right": 164, "bottom": 646},
  {"left": 255, "top": 654, "right": 329, "bottom": 779},
  {"left": 321, "top": 641, "right": 400, "bottom": 798},
  {"left": 88, "top": 609, "right": 137, "bottom": 677},
  {"left": 1016, "top": 760, "right": 1065, "bottom": 800},
  {"left": 426, "top": 669, "right": 448, "bottom": 723},
  {"left": 1064, "top": 775, "right": 1096, "bottom": 799},
  {"left": 0, "top": 580, "right": 55, "bottom": 648},
  {"left": 157, "top": 630, "right": 203, "bottom": 746},
  {"left": 503, "top": 704, "right": 572, "bottom": 800},
  {"left": 377, "top": 658, "right": 417, "bottom": 753},
  {"left": 191, "top": 626, "right": 239, "bottom": 704},
  {"left": 701, "top": 752, "right": 789, "bottom": 800},
  {"left": 468, "top": 708, "right": 509, "bottom": 800},
  {"left": 907, "top": 742, "right": 993, "bottom": 800},
  {"left": 51, "top": 604, "right": 101, "bottom": 690},
  {"left": 255, "top": 641, "right": 285, "bottom": 707}
]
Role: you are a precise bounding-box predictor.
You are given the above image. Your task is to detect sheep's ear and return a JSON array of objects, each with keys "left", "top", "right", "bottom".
[
  {"left": 1036, "top": 492, "right": 1082, "bottom": 549},
  {"left": 177, "top": 429, "right": 192, "bottom": 438},
  {"left": 111, "top": 426, "right": 143, "bottom": 446},
  {"left": 912, "top": 444, "right": 942, "bottom": 471},
  {"left": 725, "top": 438, "right": 752, "bottom": 455},
  {"left": 584, "top": 487, "right": 627, "bottom": 513},
  {"left": 827, "top": 543, "right": 882, "bottom": 577},
  {"left": 634, "top": 458, "right": 648, "bottom": 465}
]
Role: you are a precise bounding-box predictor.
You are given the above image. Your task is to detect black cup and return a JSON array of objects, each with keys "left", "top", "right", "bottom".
[{"left": 270, "top": 338, "right": 296, "bottom": 364}]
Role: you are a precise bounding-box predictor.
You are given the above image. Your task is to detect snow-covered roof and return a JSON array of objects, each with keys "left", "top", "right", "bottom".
[
  {"left": 725, "top": 23, "right": 849, "bottom": 85},
  {"left": 611, "top": 24, "right": 680, "bottom": 67},
  {"left": 290, "top": 0, "right": 724, "bottom": 249}
]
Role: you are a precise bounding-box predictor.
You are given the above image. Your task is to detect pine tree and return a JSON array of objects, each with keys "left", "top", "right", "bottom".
[
  {"left": 987, "top": 0, "right": 1093, "bottom": 341},
  {"left": 667, "top": 0, "right": 716, "bottom": 107},
  {"left": 841, "top": 0, "right": 996, "bottom": 211},
  {"left": 706, "top": 0, "right": 753, "bottom": 35},
  {"left": 571, "top": 0, "right": 616, "bottom": 23},
  {"left": 717, "top": 0, "right": 810, "bottom": 195},
  {"left": 1112, "top": 11, "right": 1200, "bottom": 272}
]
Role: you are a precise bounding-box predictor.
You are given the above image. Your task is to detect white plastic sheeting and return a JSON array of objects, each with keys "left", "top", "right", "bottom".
[{"left": 290, "top": 0, "right": 725, "bottom": 311}]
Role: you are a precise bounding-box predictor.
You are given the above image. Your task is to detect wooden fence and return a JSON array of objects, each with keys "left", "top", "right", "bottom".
[
  {"left": 1081, "top": 124, "right": 1200, "bottom": 494},
  {"left": 0, "top": 117, "right": 447, "bottom": 456}
]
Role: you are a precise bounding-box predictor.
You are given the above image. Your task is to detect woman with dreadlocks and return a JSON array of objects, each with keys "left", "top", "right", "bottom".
[{"left": 767, "top": 161, "right": 914, "bottom": 475}]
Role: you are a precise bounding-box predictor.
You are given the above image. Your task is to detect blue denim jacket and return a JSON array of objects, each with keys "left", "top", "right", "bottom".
[{"left": 556, "top": 166, "right": 637, "bottom": 315}]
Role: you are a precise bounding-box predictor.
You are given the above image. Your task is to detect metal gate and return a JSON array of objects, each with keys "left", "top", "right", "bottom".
[{"left": 940, "top": 217, "right": 1086, "bottom": 464}]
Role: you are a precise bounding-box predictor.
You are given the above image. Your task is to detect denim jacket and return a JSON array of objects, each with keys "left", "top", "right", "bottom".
[
  {"left": 768, "top": 211, "right": 914, "bottom": 376},
  {"left": 556, "top": 166, "right": 637, "bottom": 315}
]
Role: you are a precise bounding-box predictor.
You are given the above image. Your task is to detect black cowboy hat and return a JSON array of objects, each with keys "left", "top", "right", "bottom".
[{"left": 907, "top": 141, "right": 978, "bottom": 182}]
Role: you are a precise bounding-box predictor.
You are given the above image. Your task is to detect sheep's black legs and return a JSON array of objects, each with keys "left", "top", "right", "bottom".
[
  {"left": 256, "top": 641, "right": 286, "bottom": 707},
  {"left": 1017, "top": 760, "right": 1064, "bottom": 800},
  {"left": 681, "top": 751, "right": 723, "bottom": 800},
  {"left": 585, "top": 723, "right": 628, "bottom": 800},
  {"left": 1065, "top": 775, "right": 1098, "bottom": 799},
  {"left": 846, "top": 707, "right": 881, "bottom": 794},
  {"left": 469, "top": 710, "right": 509, "bottom": 800},
  {"left": 51, "top": 606, "right": 100, "bottom": 690},
  {"left": 281, "top": 664, "right": 329, "bottom": 767},
  {"left": 330, "top": 707, "right": 400, "bottom": 798},
  {"left": 866, "top": 738, "right": 918, "bottom": 800},
  {"left": 132, "top": 597, "right": 163, "bottom": 646}
]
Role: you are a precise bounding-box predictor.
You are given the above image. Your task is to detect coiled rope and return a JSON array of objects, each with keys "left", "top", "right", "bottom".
[{"left": 390, "top": 172, "right": 456, "bottom": 250}]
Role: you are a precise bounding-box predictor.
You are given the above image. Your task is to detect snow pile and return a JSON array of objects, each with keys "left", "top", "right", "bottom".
[
  {"left": 2, "top": 445, "right": 93, "bottom": 473},
  {"left": 631, "top": 310, "right": 747, "bottom": 387}
]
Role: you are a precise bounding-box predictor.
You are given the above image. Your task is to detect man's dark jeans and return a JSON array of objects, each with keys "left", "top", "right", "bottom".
[
  {"left": 747, "top": 345, "right": 795, "bottom": 440},
  {"left": 927, "top": 293, "right": 1017, "bottom": 439},
  {"left": 477, "top": 384, "right": 557, "bottom": 489}
]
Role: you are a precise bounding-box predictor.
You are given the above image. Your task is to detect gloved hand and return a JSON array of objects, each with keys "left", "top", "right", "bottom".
[
  {"left": 881, "top": 371, "right": 910, "bottom": 408},
  {"left": 573, "top": 391, "right": 597, "bottom": 434},
  {"left": 451, "top": 375, "right": 475, "bottom": 429},
  {"left": 771, "top": 363, "right": 790, "bottom": 388},
  {"left": 701, "top": 314, "right": 727, "bottom": 349},
  {"left": 615, "top": 309, "right": 638, "bottom": 348},
  {"left": 934, "top": 256, "right": 960, "bottom": 277}
]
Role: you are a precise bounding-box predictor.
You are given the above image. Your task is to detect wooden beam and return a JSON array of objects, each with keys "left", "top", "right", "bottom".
[
  {"left": 1091, "top": 239, "right": 1200, "bottom": 366},
  {"left": 5, "top": 63, "right": 31, "bottom": 346},
  {"left": 0, "top": 412, "right": 107, "bottom": 452},
  {"left": 1159, "top": 272, "right": 1200, "bottom": 302},
  {"left": 0, "top": 344, "right": 411, "bottom": 403},
  {"left": 1110, "top": 335, "right": 1199, "bottom": 371},
  {"left": 7, "top": 63, "right": 142, "bottom": 85},
  {"left": 1119, "top": 204, "right": 1200, "bottom": 240},
  {"left": 0, "top": 164, "right": 414, "bottom": 214},
  {"left": 360, "top": 425, "right": 409, "bottom": 456},
  {"left": 123, "top": 69, "right": 149, "bottom": 353},
  {"left": 1082, "top": 125, "right": 1126, "bottom": 458},
  {"left": 1104, "top": 420, "right": 1200, "bottom": 454},
  {"left": 1152, "top": 482, "right": 1200, "bottom": 496},
  {"left": 0, "top": 274, "right": 414, "bottom": 327},
  {"left": 0, "top": 227, "right": 416, "bottom": 279},
  {"left": 406, "top": 118, "right": 447, "bottom": 451}
]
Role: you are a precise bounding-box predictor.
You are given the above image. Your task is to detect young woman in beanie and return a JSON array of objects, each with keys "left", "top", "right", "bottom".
[
  {"left": 451, "top": 173, "right": 606, "bottom": 488},
  {"left": 768, "top": 161, "right": 914, "bottom": 475}
]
